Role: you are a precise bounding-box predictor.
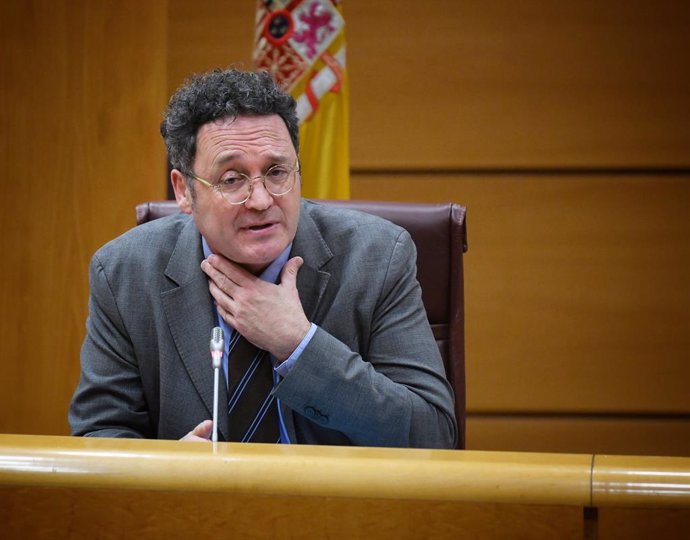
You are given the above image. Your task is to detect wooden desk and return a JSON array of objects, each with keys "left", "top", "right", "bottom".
[{"left": 1, "top": 434, "right": 688, "bottom": 539}]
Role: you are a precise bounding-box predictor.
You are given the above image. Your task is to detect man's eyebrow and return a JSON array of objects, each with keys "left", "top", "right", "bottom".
[{"left": 210, "top": 152, "right": 242, "bottom": 169}]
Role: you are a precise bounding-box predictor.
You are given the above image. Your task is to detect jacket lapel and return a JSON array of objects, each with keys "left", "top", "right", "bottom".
[
  {"left": 292, "top": 200, "right": 333, "bottom": 320},
  {"left": 159, "top": 218, "right": 230, "bottom": 440}
]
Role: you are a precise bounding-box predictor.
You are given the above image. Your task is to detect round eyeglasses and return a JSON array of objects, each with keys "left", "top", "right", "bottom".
[{"left": 190, "top": 161, "right": 300, "bottom": 205}]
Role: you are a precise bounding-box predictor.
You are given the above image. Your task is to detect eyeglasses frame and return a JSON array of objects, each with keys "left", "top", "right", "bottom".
[{"left": 189, "top": 160, "right": 300, "bottom": 205}]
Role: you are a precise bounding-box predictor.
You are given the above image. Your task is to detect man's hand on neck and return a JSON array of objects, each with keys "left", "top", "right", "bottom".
[{"left": 200, "top": 254, "right": 311, "bottom": 362}]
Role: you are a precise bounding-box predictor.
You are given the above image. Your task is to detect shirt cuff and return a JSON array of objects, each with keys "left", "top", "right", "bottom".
[{"left": 274, "top": 323, "right": 318, "bottom": 378}]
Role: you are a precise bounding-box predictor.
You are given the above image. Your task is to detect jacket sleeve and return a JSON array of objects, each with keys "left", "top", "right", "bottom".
[
  {"left": 68, "top": 253, "right": 153, "bottom": 439},
  {"left": 275, "top": 228, "right": 457, "bottom": 449}
]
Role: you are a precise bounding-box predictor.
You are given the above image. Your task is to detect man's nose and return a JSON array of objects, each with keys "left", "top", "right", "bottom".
[{"left": 243, "top": 178, "right": 273, "bottom": 210}]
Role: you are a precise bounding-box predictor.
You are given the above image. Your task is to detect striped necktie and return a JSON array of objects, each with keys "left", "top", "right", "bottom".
[{"left": 226, "top": 332, "right": 280, "bottom": 443}]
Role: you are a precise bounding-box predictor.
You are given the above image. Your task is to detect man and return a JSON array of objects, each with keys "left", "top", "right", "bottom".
[{"left": 69, "top": 69, "right": 457, "bottom": 448}]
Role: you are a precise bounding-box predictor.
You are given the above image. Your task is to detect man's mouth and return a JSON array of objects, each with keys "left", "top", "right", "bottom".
[{"left": 244, "top": 222, "right": 275, "bottom": 232}]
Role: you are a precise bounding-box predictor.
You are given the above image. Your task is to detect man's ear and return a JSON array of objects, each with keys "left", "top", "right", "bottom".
[{"left": 171, "top": 169, "right": 193, "bottom": 214}]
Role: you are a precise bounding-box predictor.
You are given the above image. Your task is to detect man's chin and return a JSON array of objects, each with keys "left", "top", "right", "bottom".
[{"left": 237, "top": 251, "right": 283, "bottom": 275}]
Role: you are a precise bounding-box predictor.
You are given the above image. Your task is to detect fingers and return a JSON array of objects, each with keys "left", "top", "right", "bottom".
[
  {"left": 200, "top": 259, "right": 233, "bottom": 295},
  {"left": 201, "top": 254, "right": 253, "bottom": 288},
  {"left": 193, "top": 419, "right": 213, "bottom": 437},
  {"left": 180, "top": 419, "right": 213, "bottom": 442},
  {"left": 201, "top": 256, "right": 242, "bottom": 307}
]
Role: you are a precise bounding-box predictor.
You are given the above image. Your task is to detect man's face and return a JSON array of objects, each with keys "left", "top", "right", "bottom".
[{"left": 172, "top": 114, "right": 301, "bottom": 274}]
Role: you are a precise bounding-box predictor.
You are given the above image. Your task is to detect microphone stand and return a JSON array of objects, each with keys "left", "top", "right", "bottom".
[
  {"left": 210, "top": 327, "right": 224, "bottom": 443},
  {"left": 212, "top": 364, "right": 220, "bottom": 443}
]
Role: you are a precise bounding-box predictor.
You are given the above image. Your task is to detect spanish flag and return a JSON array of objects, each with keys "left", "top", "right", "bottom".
[{"left": 254, "top": 0, "right": 350, "bottom": 200}]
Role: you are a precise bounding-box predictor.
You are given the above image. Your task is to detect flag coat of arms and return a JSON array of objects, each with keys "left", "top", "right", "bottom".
[{"left": 254, "top": 0, "right": 350, "bottom": 200}]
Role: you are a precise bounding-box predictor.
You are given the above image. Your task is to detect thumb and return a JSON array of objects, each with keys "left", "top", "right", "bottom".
[
  {"left": 280, "top": 256, "right": 304, "bottom": 289},
  {"left": 192, "top": 419, "right": 213, "bottom": 439}
]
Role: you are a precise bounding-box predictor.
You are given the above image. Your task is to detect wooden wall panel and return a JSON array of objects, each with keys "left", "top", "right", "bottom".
[
  {"left": 600, "top": 508, "right": 690, "bottom": 540},
  {"left": 347, "top": 0, "right": 690, "bottom": 168},
  {"left": 0, "top": 1, "right": 168, "bottom": 435},
  {"left": 3, "top": 487, "right": 690, "bottom": 540},
  {"left": 168, "top": 0, "right": 255, "bottom": 96},
  {"left": 352, "top": 174, "right": 690, "bottom": 418},
  {"left": 0, "top": 487, "right": 584, "bottom": 540},
  {"left": 467, "top": 416, "right": 690, "bottom": 456}
]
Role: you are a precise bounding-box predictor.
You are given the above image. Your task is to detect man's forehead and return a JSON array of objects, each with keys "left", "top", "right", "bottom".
[
  {"left": 201, "top": 113, "right": 287, "bottom": 134},
  {"left": 197, "top": 114, "right": 292, "bottom": 150},
  {"left": 195, "top": 114, "right": 295, "bottom": 166}
]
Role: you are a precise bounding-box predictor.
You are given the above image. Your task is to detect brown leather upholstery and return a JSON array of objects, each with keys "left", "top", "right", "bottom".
[{"left": 136, "top": 199, "right": 468, "bottom": 448}]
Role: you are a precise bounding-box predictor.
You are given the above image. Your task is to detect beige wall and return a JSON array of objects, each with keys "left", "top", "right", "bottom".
[{"left": 1, "top": 0, "right": 688, "bottom": 457}]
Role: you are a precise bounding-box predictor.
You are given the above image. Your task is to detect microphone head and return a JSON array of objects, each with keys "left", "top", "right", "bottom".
[
  {"left": 211, "top": 326, "right": 224, "bottom": 350},
  {"left": 210, "top": 326, "right": 224, "bottom": 368}
]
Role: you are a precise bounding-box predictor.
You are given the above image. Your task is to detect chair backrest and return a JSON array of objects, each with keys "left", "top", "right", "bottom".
[{"left": 136, "top": 199, "right": 468, "bottom": 449}]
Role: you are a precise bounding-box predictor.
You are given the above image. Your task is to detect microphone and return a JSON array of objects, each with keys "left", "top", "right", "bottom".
[
  {"left": 210, "top": 326, "right": 224, "bottom": 443},
  {"left": 210, "top": 326, "right": 224, "bottom": 368}
]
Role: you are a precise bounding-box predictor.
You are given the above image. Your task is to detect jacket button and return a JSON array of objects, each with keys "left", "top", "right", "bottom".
[{"left": 304, "top": 406, "right": 329, "bottom": 424}]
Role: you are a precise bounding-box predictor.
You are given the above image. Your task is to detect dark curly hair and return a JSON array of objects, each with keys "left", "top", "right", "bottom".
[{"left": 160, "top": 69, "right": 299, "bottom": 185}]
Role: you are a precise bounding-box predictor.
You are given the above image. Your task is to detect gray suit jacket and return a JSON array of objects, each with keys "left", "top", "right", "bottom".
[{"left": 69, "top": 199, "right": 457, "bottom": 448}]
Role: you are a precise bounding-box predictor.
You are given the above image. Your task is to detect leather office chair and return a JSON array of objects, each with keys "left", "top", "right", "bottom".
[{"left": 136, "top": 199, "right": 468, "bottom": 448}]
